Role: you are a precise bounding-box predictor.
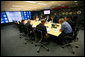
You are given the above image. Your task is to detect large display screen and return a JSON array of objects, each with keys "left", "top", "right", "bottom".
[
  {"left": 1, "top": 11, "right": 9, "bottom": 24},
  {"left": 6, "top": 11, "right": 22, "bottom": 22},
  {"left": 1, "top": 11, "right": 31, "bottom": 24},
  {"left": 21, "top": 11, "right": 31, "bottom": 20},
  {"left": 44, "top": 10, "right": 50, "bottom": 14}
]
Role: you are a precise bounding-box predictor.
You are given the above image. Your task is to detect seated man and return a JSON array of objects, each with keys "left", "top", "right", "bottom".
[
  {"left": 25, "top": 20, "right": 33, "bottom": 37},
  {"left": 36, "top": 16, "right": 39, "bottom": 21},
  {"left": 64, "top": 16, "right": 75, "bottom": 31},
  {"left": 50, "top": 17, "right": 54, "bottom": 22},
  {"left": 19, "top": 20, "right": 25, "bottom": 33},
  {"left": 40, "top": 15, "right": 44, "bottom": 20},
  {"left": 25, "top": 20, "right": 32, "bottom": 31},
  {"left": 58, "top": 18, "right": 73, "bottom": 44},
  {"left": 19, "top": 20, "right": 24, "bottom": 26},
  {"left": 36, "top": 19, "right": 48, "bottom": 38},
  {"left": 59, "top": 18, "right": 73, "bottom": 36},
  {"left": 53, "top": 16, "right": 59, "bottom": 23},
  {"left": 45, "top": 15, "right": 51, "bottom": 22}
]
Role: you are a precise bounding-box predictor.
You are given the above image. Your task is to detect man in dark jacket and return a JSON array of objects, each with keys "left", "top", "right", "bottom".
[
  {"left": 25, "top": 20, "right": 32, "bottom": 31},
  {"left": 24, "top": 20, "right": 33, "bottom": 37},
  {"left": 45, "top": 15, "right": 51, "bottom": 22},
  {"left": 36, "top": 19, "right": 48, "bottom": 37},
  {"left": 19, "top": 20, "right": 25, "bottom": 33}
]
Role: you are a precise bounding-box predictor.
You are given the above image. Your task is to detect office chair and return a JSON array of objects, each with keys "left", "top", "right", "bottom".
[
  {"left": 18, "top": 24, "right": 25, "bottom": 39},
  {"left": 73, "top": 26, "right": 80, "bottom": 42},
  {"left": 24, "top": 26, "right": 34, "bottom": 44},
  {"left": 33, "top": 29, "right": 49, "bottom": 53},
  {"left": 61, "top": 27, "right": 80, "bottom": 54}
]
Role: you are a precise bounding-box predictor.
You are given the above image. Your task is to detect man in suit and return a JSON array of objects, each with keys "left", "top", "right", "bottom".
[
  {"left": 53, "top": 16, "right": 59, "bottom": 23},
  {"left": 25, "top": 20, "right": 33, "bottom": 37},
  {"left": 40, "top": 15, "right": 43, "bottom": 20},
  {"left": 19, "top": 20, "right": 25, "bottom": 33},
  {"left": 48, "top": 16, "right": 54, "bottom": 22},
  {"left": 45, "top": 15, "right": 50, "bottom": 22},
  {"left": 25, "top": 20, "right": 32, "bottom": 31},
  {"left": 36, "top": 16, "right": 40, "bottom": 21},
  {"left": 36, "top": 19, "right": 48, "bottom": 37}
]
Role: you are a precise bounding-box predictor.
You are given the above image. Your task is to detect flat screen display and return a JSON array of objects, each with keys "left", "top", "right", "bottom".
[
  {"left": 1, "top": 11, "right": 9, "bottom": 24},
  {"left": 44, "top": 10, "right": 50, "bottom": 14},
  {"left": 6, "top": 11, "right": 22, "bottom": 22},
  {"left": 1, "top": 11, "right": 31, "bottom": 24}
]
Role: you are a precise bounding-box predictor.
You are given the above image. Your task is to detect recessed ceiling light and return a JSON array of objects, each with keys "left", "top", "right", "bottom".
[
  {"left": 52, "top": 2, "right": 55, "bottom": 3},
  {"left": 37, "top": 3, "right": 47, "bottom": 5},
  {"left": 12, "top": 6, "right": 25, "bottom": 7},
  {"left": 24, "top": 1, "right": 36, "bottom": 3},
  {"left": 10, "top": 8, "right": 17, "bottom": 9},
  {"left": 74, "top": 1, "right": 78, "bottom": 2}
]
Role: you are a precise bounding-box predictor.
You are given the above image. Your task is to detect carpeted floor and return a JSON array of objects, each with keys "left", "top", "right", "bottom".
[{"left": 1, "top": 24, "right": 84, "bottom": 56}]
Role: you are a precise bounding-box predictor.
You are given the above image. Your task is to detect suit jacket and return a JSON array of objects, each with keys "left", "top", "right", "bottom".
[
  {"left": 36, "top": 23, "right": 47, "bottom": 36},
  {"left": 25, "top": 23, "right": 32, "bottom": 31},
  {"left": 46, "top": 17, "right": 51, "bottom": 22},
  {"left": 19, "top": 22, "right": 24, "bottom": 28}
]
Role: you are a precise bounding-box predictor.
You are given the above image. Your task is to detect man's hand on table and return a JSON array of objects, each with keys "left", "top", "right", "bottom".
[{"left": 46, "top": 33, "right": 48, "bottom": 36}]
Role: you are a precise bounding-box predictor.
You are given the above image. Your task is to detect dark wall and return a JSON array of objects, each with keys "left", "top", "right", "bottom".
[{"left": 31, "top": 7, "right": 84, "bottom": 23}]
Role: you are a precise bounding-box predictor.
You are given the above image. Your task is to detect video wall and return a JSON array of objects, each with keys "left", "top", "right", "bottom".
[
  {"left": 1, "top": 11, "right": 31, "bottom": 24},
  {"left": 1, "top": 11, "right": 9, "bottom": 24}
]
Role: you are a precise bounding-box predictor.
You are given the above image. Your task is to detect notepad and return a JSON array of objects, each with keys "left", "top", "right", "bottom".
[
  {"left": 54, "top": 29, "right": 58, "bottom": 32},
  {"left": 47, "top": 28, "right": 50, "bottom": 31},
  {"left": 32, "top": 25, "right": 36, "bottom": 27}
]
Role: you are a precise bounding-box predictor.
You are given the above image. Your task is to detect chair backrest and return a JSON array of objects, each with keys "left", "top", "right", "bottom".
[
  {"left": 25, "top": 25, "right": 32, "bottom": 35},
  {"left": 33, "top": 28, "right": 43, "bottom": 43},
  {"left": 73, "top": 26, "right": 80, "bottom": 39},
  {"left": 19, "top": 23, "right": 24, "bottom": 29}
]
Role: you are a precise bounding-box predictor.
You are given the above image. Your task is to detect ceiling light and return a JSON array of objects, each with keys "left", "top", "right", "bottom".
[
  {"left": 12, "top": 6, "right": 25, "bottom": 7},
  {"left": 24, "top": 1, "right": 36, "bottom": 3},
  {"left": 74, "top": 1, "right": 78, "bottom": 2},
  {"left": 10, "top": 8, "right": 17, "bottom": 9},
  {"left": 52, "top": 2, "right": 55, "bottom": 3},
  {"left": 38, "top": 3, "right": 47, "bottom": 5}
]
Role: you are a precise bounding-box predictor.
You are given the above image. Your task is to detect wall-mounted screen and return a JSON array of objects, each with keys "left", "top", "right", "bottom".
[
  {"left": 1, "top": 11, "right": 31, "bottom": 24},
  {"left": 6, "top": 11, "right": 22, "bottom": 22},
  {"left": 1, "top": 11, "right": 9, "bottom": 24},
  {"left": 44, "top": 10, "right": 50, "bottom": 14}
]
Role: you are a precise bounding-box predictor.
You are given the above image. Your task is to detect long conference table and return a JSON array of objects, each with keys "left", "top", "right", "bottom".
[{"left": 24, "top": 20, "right": 62, "bottom": 37}]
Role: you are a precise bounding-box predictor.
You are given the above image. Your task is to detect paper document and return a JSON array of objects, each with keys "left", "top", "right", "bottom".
[
  {"left": 32, "top": 25, "right": 36, "bottom": 27},
  {"left": 47, "top": 28, "right": 50, "bottom": 31},
  {"left": 54, "top": 29, "right": 58, "bottom": 32}
]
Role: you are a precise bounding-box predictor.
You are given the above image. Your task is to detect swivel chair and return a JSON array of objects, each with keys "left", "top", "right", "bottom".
[
  {"left": 33, "top": 28, "right": 49, "bottom": 53},
  {"left": 61, "top": 27, "right": 80, "bottom": 54}
]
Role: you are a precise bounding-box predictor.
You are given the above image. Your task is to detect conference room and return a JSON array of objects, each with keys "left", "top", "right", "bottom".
[{"left": 1, "top": 1, "right": 84, "bottom": 56}]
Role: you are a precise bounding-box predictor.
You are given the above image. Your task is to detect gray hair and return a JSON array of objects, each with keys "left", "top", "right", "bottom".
[{"left": 58, "top": 18, "right": 64, "bottom": 22}]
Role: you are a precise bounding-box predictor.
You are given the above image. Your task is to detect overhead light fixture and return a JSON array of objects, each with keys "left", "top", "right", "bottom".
[
  {"left": 10, "top": 8, "right": 16, "bottom": 9},
  {"left": 51, "top": 2, "right": 55, "bottom": 3},
  {"left": 24, "top": 1, "right": 36, "bottom": 3},
  {"left": 74, "top": 1, "right": 78, "bottom": 2},
  {"left": 12, "top": 5, "right": 25, "bottom": 7},
  {"left": 37, "top": 3, "right": 47, "bottom": 5},
  {"left": 10, "top": 8, "right": 21, "bottom": 9}
]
